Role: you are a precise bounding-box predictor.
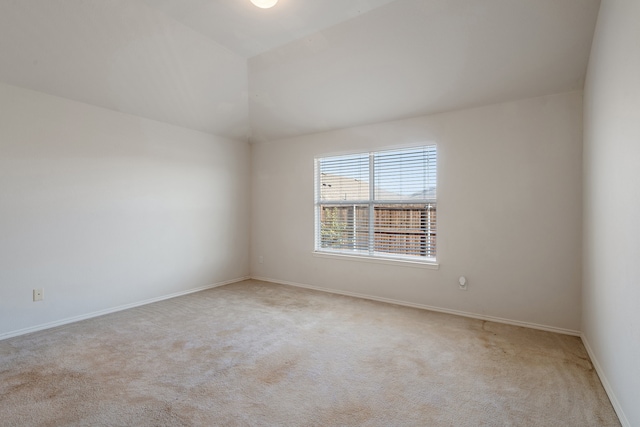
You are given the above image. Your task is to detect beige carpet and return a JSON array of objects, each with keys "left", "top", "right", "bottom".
[{"left": 0, "top": 280, "right": 619, "bottom": 426}]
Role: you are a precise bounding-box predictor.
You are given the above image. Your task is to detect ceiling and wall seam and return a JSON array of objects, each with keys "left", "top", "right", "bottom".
[{"left": 0, "top": 0, "right": 601, "bottom": 142}]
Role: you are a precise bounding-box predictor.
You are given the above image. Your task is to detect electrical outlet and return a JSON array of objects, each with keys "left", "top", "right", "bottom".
[
  {"left": 258, "top": 255, "right": 264, "bottom": 264},
  {"left": 33, "top": 288, "right": 44, "bottom": 301},
  {"left": 458, "top": 277, "right": 468, "bottom": 291}
]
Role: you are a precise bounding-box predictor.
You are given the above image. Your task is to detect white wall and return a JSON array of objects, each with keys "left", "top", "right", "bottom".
[
  {"left": 582, "top": 0, "right": 640, "bottom": 425},
  {"left": 251, "top": 91, "right": 583, "bottom": 332},
  {"left": 0, "top": 83, "right": 250, "bottom": 338}
]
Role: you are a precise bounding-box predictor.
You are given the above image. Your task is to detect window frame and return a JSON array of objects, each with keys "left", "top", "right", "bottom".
[{"left": 314, "top": 145, "right": 438, "bottom": 267}]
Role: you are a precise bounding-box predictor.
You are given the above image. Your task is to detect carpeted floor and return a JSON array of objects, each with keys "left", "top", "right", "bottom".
[{"left": 0, "top": 280, "right": 620, "bottom": 426}]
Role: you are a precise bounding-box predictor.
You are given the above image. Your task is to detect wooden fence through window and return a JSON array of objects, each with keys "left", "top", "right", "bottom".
[{"left": 320, "top": 204, "right": 436, "bottom": 258}]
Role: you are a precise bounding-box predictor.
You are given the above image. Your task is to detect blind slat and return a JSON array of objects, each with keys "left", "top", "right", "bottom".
[{"left": 317, "top": 145, "right": 437, "bottom": 260}]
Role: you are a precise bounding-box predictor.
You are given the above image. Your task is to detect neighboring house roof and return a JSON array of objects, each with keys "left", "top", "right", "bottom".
[{"left": 319, "top": 173, "right": 435, "bottom": 202}]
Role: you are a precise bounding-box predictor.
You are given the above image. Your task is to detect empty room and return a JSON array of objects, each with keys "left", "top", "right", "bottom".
[{"left": 0, "top": 0, "right": 638, "bottom": 425}]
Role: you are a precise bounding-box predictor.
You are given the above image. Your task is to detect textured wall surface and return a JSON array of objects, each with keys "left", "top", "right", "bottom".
[
  {"left": 251, "top": 91, "right": 583, "bottom": 332},
  {"left": 0, "top": 83, "right": 250, "bottom": 337},
  {"left": 582, "top": 0, "right": 640, "bottom": 425}
]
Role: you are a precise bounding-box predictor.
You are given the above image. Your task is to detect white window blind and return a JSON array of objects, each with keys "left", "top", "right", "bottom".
[{"left": 315, "top": 145, "right": 437, "bottom": 261}]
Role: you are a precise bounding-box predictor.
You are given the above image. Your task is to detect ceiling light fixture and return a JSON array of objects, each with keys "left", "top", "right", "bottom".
[{"left": 250, "top": 0, "right": 278, "bottom": 9}]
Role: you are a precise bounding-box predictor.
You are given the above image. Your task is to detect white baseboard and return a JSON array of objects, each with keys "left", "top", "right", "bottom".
[
  {"left": 251, "top": 276, "right": 581, "bottom": 337},
  {"left": 581, "top": 334, "right": 630, "bottom": 427},
  {"left": 0, "top": 276, "right": 249, "bottom": 342}
]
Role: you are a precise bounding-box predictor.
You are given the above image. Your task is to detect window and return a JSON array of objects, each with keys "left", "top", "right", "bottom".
[{"left": 315, "top": 145, "right": 437, "bottom": 263}]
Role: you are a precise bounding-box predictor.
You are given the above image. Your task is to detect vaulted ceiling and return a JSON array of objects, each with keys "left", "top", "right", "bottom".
[{"left": 0, "top": 0, "right": 600, "bottom": 142}]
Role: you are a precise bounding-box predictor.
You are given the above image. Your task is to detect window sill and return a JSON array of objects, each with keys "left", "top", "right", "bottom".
[{"left": 312, "top": 251, "right": 439, "bottom": 270}]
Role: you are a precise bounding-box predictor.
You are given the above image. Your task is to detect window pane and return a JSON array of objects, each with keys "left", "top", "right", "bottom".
[
  {"left": 373, "top": 203, "right": 436, "bottom": 258},
  {"left": 319, "top": 154, "right": 370, "bottom": 201},
  {"left": 374, "top": 146, "right": 436, "bottom": 201},
  {"left": 320, "top": 205, "right": 369, "bottom": 251},
  {"left": 315, "top": 145, "right": 437, "bottom": 261}
]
